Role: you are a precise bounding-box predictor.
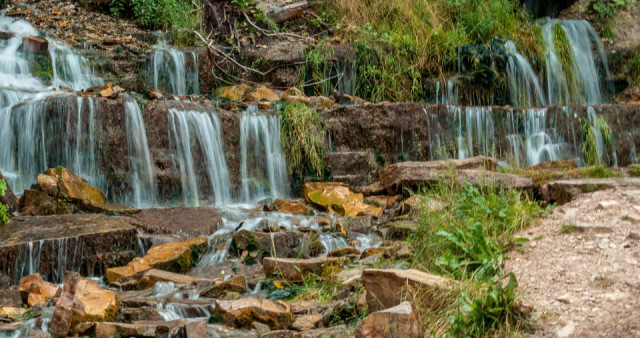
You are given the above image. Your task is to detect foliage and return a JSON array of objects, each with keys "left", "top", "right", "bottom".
[
  {"left": 0, "top": 179, "right": 9, "bottom": 225},
  {"left": 109, "top": 0, "right": 203, "bottom": 45},
  {"left": 450, "top": 273, "right": 529, "bottom": 336},
  {"left": 629, "top": 165, "right": 640, "bottom": 177},
  {"left": 581, "top": 116, "right": 613, "bottom": 166},
  {"left": 312, "top": 0, "right": 540, "bottom": 102},
  {"left": 298, "top": 43, "right": 335, "bottom": 97},
  {"left": 587, "top": 0, "right": 637, "bottom": 22},
  {"left": 558, "top": 223, "right": 576, "bottom": 234},
  {"left": 552, "top": 23, "right": 578, "bottom": 104},
  {"left": 578, "top": 166, "right": 620, "bottom": 178},
  {"left": 280, "top": 103, "right": 327, "bottom": 178}
]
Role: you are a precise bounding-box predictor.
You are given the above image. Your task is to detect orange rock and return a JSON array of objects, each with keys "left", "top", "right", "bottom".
[
  {"left": 303, "top": 182, "right": 349, "bottom": 203},
  {"left": 249, "top": 86, "right": 280, "bottom": 102},
  {"left": 19, "top": 273, "right": 61, "bottom": 307},
  {"left": 105, "top": 236, "right": 208, "bottom": 284},
  {"left": 37, "top": 168, "right": 107, "bottom": 206},
  {"left": 217, "top": 84, "right": 251, "bottom": 101},
  {"left": 307, "top": 185, "right": 382, "bottom": 218}
]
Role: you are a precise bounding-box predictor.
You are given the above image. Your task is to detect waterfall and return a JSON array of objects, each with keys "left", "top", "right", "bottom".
[
  {"left": 150, "top": 41, "right": 199, "bottom": 95},
  {"left": 49, "top": 40, "right": 103, "bottom": 91},
  {"left": 505, "top": 108, "right": 570, "bottom": 166},
  {"left": 541, "top": 19, "right": 612, "bottom": 105},
  {"left": 504, "top": 41, "right": 547, "bottom": 107},
  {"left": 240, "top": 106, "right": 289, "bottom": 203},
  {"left": 124, "top": 99, "right": 156, "bottom": 208},
  {"left": 168, "top": 108, "right": 231, "bottom": 206},
  {"left": 450, "top": 106, "right": 495, "bottom": 159}
]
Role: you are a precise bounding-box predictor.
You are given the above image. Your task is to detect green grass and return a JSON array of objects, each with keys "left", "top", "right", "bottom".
[
  {"left": 280, "top": 102, "right": 327, "bottom": 179},
  {"left": 578, "top": 166, "right": 620, "bottom": 178},
  {"left": 405, "top": 176, "right": 544, "bottom": 335},
  {"left": 0, "top": 179, "right": 9, "bottom": 225},
  {"left": 558, "top": 224, "right": 576, "bottom": 234}
]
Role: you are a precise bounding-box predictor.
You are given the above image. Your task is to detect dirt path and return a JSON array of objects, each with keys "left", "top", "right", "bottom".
[{"left": 506, "top": 187, "right": 640, "bottom": 337}]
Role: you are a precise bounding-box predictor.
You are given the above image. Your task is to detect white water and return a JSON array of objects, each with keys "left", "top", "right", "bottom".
[
  {"left": 504, "top": 41, "right": 547, "bottom": 107},
  {"left": 124, "top": 99, "right": 156, "bottom": 208},
  {"left": 240, "top": 106, "right": 289, "bottom": 202},
  {"left": 150, "top": 41, "right": 199, "bottom": 95},
  {"left": 49, "top": 40, "right": 103, "bottom": 91},
  {"left": 450, "top": 106, "right": 496, "bottom": 159},
  {"left": 168, "top": 108, "right": 230, "bottom": 206}
]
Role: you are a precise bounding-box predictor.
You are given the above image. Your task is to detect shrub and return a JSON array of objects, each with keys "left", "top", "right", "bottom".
[{"left": 0, "top": 179, "right": 9, "bottom": 225}]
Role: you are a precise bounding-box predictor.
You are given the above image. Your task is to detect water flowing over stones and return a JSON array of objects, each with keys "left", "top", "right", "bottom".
[
  {"left": 168, "top": 108, "right": 230, "bottom": 206},
  {"left": 240, "top": 106, "right": 290, "bottom": 203},
  {"left": 49, "top": 40, "right": 103, "bottom": 91},
  {"left": 149, "top": 41, "right": 199, "bottom": 95}
]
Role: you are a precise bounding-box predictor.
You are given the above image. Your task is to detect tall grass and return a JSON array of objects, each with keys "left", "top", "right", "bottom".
[{"left": 280, "top": 102, "right": 327, "bottom": 178}]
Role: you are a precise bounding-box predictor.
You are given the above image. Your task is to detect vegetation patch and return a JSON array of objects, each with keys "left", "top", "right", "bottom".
[{"left": 0, "top": 179, "right": 9, "bottom": 225}]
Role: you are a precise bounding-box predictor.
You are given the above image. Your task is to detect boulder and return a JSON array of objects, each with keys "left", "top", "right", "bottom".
[
  {"left": 199, "top": 275, "right": 246, "bottom": 298},
  {"left": 362, "top": 269, "right": 455, "bottom": 312},
  {"left": 263, "top": 257, "right": 346, "bottom": 282},
  {"left": 232, "top": 230, "right": 307, "bottom": 259},
  {"left": 37, "top": 168, "right": 106, "bottom": 206},
  {"left": 335, "top": 216, "right": 372, "bottom": 234},
  {"left": 214, "top": 298, "right": 294, "bottom": 329},
  {"left": 303, "top": 182, "right": 349, "bottom": 202},
  {"left": 307, "top": 185, "right": 382, "bottom": 217},
  {"left": 0, "top": 290, "right": 22, "bottom": 307},
  {"left": 355, "top": 301, "right": 422, "bottom": 338},
  {"left": 0, "top": 171, "right": 18, "bottom": 214},
  {"left": 328, "top": 246, "right": 358, "bottom": 257},
  {"left": 136, "top": 269, "right": 214, "bottom": 290},
  {"left": 266, "top": 199, "right": 312, "bottom": 215},
  {"left": 268, "top": 2, "right": 308, "bottom": 23},
  {"left": 217, "top": 84, "right": 251, "bottom": 101},
  {"left": 49, "top": 272, "right": 121, "bottom": 337},
  {"left": 105, "top": 236, "right": 207, "bottom": 284},
  {"left": 248, "top": 86, "right": 280, "bottom": 102},
  {"left": 292, "top": 313, "right": 326, "bottom": 331},
  {"left": 19, "top": 273, "right": 61, "bottom": 307}
]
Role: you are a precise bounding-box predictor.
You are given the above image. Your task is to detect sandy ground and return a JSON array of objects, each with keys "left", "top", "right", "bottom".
[{"left": 506, "top": 188, "right": 640, "bottom": 337}]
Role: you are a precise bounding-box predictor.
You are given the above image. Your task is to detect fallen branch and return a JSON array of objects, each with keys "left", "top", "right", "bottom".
[{"left": 242, "top": 11, "right": 312, "bottom": 41}]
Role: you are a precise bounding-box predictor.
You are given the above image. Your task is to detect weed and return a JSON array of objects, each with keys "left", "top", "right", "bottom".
[
  {"left": 628, "top": 166, "right": 640, "bottom": 177},
  {"left": 587, "top": 0, "right": 637, "bottom": 22},
  {"left": 578, "top": 166, "right": 620, "bottom": 178},
  {"left": 280, "top": 103, "right": 327, "bottom": 179},
  {"left": 558, "top": 224, "right": 576, "bottom": 234},
  {"left": 298, "top": 43, "right": 335, "bottom": 97},
  {"left": 0, "top": 179, "right": 9, "bottom": 225}
]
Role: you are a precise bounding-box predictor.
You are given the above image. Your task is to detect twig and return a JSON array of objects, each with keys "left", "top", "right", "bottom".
[
  {"left": 194, "top": 30, "right": 268, "bottom": 76},
  {"left": 242, "top": 11, "right": 312, "bottom": 41}
]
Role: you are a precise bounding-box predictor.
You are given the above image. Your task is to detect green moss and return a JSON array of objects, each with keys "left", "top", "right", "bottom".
[{"left": 552, "top": 23, "right": 579, "bottom": 104}]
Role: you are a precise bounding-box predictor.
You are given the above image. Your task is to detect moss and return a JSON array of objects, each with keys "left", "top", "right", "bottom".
[{"left": 552, "top": 23, "right": 580, "bottom": 104}]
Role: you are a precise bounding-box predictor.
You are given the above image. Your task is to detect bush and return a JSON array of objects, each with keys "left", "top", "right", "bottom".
[{"left": 0, "top": 179, "right": 9, "bottom": 225}]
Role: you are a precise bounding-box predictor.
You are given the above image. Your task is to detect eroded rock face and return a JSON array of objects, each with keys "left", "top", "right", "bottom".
[
  {"left": 214, "top": 298, "right": 294, "bottom": 329},
  {"left": 49, "top": 272, "right": 121, "bottom": 337},
  {"left": 263, "top": 257, "right": 346, "bottom": 282},
  {"left": 355, "top": 301, "right": 422, "bottom": 338},
  {"left": 105, "top": 236, "right": 208, "bottom": 284},
  {"left": 362, "top": 269, "right": 455, "bottom": 312}
]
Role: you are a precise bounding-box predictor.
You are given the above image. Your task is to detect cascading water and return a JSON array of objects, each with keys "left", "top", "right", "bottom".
[
  {"left": 49, "top": 40, "right": 103, "bottom": 91},
  {"left": 504, "top": 41, "right": 547, "bottom": 107},
  {"left": 150, "top": 40, "right": 199, "bottom": 95},
  {"left": 124, "top": 99, "right": 156, "bottom": 208},
  {"left": 168, "top": 108, "right": 231, "bottom": 206},
  {"left": 240, "top": 106, "right": 289, "bottom": 203},
  {"left": 450, "top": 106, "right": 495, "bottom": 159}
]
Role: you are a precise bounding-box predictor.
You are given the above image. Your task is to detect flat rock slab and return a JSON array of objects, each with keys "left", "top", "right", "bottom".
[
  {"left": 0, "top": 214, "right": 136, "bottom": 284},
  {"left": 541, "top": 178, "right": 640, "bottom": 204},
  {"left": 126, "top": 207, "right": 222, "bottom": 237}
]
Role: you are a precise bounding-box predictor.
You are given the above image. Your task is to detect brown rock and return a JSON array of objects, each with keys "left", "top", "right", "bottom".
[
  {"left": 19, "top": 273, "right": 61, "bottom": 307},
  {"left": 22, "top": 36, "right": 49, "bottom": 55},
  {"left": 199, "top": 275, "right": 246, "bottom": 298},
  {"left": 263, "top": 257, "right": 346, "bottom": 282},
  {"left": 401, "top": 195, "right": 444, "bottom": 215},
  {"left": 149, "top": 88, "right": 164, "bottom": 99},
  {"left": 303, "top": 182, "right": 349, "bottom": 202},
  {"left": 37, "top": 168, "right": 106, "bottom": 206},
  {"left": 214, "top": 298, "right": 294, "bottom": 329},
  {"left": 232, "top": 230, "right": 304, "bottom": 259},
  {"left": 527, "top": 160, "right": 578, "bottom": 170},
  {"left": 136, "top": 269, "right": 214, "bottom": 290},
  {"left": 355, "top": 301, "right": 422, "bottom": 338},
  {"left": 328, "top": 246, "right": 358, "bottom": 257},
  {"left": 128, "top": 207, "right": 222, "bottom": 237},
  {"left": 249, "top": 86, "right": 280, "bottom": 102},
  {"left": 308, "top": 96, "right": 334, "bottom": 109},
  {"left": 105, "top": 236, "right": 208, "bottom": 284},
  {"left": 258, "top": 100, "right": 273, "bottom": 110},
  {"left": 0, "top": 171, "right": 18, "bottom": 214},
  {"left": 94, "top": 320, "right": 195, "bottom": 338},
  {"left": 267, "top": 199, "right": 311, "bottom": 215},
  {"left": 388, "top": 221, "right": 418, "bottom": 240},
  {"left": 217, "top": 84, "right": 251, "bottom": 101},
  {"left": 0, "top": 290, "right": 22, "bottom": 307},
  {"left": 292, "top": 313, "right": 325, "bottom": 331},
  {"left": 364, "top": 195, "right": 399, "bottom": 209},
  {"left": 540, "top": 178, "right": 640, "bottom": 205},
  {"left": 50, "top": 272, "right": 121, "bottom": 337},
  {"left": 362, "top": 269, "right": 455, "bottom": 312}
]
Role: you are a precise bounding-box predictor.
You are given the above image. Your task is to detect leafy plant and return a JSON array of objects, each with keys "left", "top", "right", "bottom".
[
  {"left": 0, "top": 179, "right": 10, "bottom": 225},
  {"left": 588, "top": 0, "right": 637, "bottom": 22},
  {"left": 280, "top": 103, "right": 327, "bottom": 178},
  {"left": 298, "top": 44, "right": 335, "bottom": 97},
  {"left": 450, "top": 273, "right": 530, "bottom": 336}
]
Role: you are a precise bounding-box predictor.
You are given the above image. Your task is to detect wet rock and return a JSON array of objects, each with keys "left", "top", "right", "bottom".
[
  {"left": 388, "top": 221, "right": 418, "bottom": 240},
  {"left": 121, "top": 307, "right": 163, "bottom": 322},
  {"left": 336, "top": 216, "right": 372, "bottom": 234},
  {"left": 214, "top": 298, "right": 294, "bottom": 329},
  {"left": 200, "top": 275, "right": 246, "bottom": 298},
  {"left": 206, "top": 324, "right": 259, "bottom": 337},
  {"left": 263, "top": 257, "right": 346, "bottom": 282},
  {"left": 266, "top": 199, "right": 312, "bottom": 215},
  {"left": 105, "top": 236, "right": 208, "bottom": 284},
  {"left": 217, "top": 84, "right": 251, "bottom": 101},
  {"left": 329, "top": 151, "right": 379, "bottom": 187},
  {"left": 249, "top": 86, "right": 281, "bottom": 102},
  {"left": 0, "top": 214, "right": 136, "bottom": 284},
  {"left": 258, "top": 100, "right": 273, "bottom": 110},
  {"left": 541, "top": 178, "right": 640, "bottom": 204},
  {"left": 22, "top": 36, "right": 48, "bottom": 55},
  {"left": 126, "top": 207, "right": 222, "bottom": 238},
  {"left": 232, "top": 230, "right": 304, "bottom": 259},
  {"left": 98, "top": 83, "right": 124, "bottom": 98},
  {"left": 136, "top": 269, "right": 215, "bottom": 290},
  {"left": 49, "top": 272, "right": 120, "bottom": 337},
  {"left": 355, "top": 301, "right": 422, "bottom": 338},
  {"left": 363, "top": 269, "right": 455, "bottom": 312},
  {"left": 307, "top": 185, "right": 382, "bottom": 217},
  {"left": 0, "top": 171, "right": 18, "bottom": 214},
  {"left": 19, "top": 273, "right": 61, "bottom": 307}
]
